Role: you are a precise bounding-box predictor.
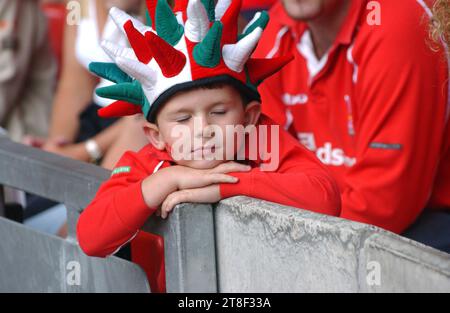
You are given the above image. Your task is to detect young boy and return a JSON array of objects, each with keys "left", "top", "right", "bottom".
[{"left": 77, "top": 0, "right": 341, "bottom": 292}]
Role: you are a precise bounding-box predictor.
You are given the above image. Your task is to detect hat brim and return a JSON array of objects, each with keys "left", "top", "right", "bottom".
[{"left": 147, "top": 75, "right": 261, "bottom": 122}]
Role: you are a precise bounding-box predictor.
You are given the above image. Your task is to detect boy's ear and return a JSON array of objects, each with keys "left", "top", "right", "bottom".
[
  {"left": 244, "top": 101, "right": 262, "bottom": 126},
  {"left": 143, "top": 121, "right": 166, "bottom": 151}
]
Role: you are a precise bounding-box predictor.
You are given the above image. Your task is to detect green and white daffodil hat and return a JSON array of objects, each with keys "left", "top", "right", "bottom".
[{"left": 89, "top": 0, "right": 294, "bottom": 122}]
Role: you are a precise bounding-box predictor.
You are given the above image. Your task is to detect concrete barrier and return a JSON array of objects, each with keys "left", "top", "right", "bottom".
[
  {"left": 143, "top": 203, "right": 217, "bottom": 293},
  {"left": 363, "top": 233, "right": 450, "bottom": 292},
  {"left": 214, "top": 197, "right": 450, "bottom": 292}
]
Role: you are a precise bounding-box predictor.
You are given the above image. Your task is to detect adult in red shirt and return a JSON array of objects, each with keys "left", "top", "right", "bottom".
[{"left": 254, "top": 0, "right": 450, "bottom": 253}]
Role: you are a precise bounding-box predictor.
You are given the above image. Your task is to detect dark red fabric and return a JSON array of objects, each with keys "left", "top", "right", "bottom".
[{"left": 131, "top": 232, "right": 166, "bottom": 293}]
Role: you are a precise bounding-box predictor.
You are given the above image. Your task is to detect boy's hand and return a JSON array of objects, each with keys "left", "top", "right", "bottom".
[
  {"left": 155, "top": 162, "right": 252, "bottom": 219},
  {"left": 171, "top": 162, "right": 251, "bottom": 191},
  {"left": 157, "top": 185, "right": 221, "bottom": 219},
  {"left": 142, "top": 162, "right": 250, "bottom": 211}
]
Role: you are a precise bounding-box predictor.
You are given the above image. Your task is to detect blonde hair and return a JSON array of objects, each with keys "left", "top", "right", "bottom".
[{"left": 431, "top": 0, "right": 450, "bottom": 46}]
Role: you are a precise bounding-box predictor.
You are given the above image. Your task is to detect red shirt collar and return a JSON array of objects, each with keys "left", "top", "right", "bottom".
[{"left": 271, "top": 0, "right": 366, "bottom": 46}]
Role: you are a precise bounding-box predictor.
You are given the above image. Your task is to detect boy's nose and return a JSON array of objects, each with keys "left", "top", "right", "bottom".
[
  {"left": 195, "top": 126, "right": 216, "bottom": 140},
  {"left": 204, "top": 127, "right": 216, "bottom": 139},
  {"left": 193, "top": 116, "right": 216, "bottom": 139}
]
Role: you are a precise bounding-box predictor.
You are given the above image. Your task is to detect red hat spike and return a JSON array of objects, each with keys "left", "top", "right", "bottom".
[
  {"left": 123, "top": 20, "right": 153, "bottom": 64},
  {"left": 146, "top": 0, "right": 158, "bottom": 28},
  {"left": 247, "top": 54, "right": 295, "bottom": 84},
  {"left": 98, "top": 100, "right": 143, "bottom": 118},
  {"left": 220, "top": 0, "right": 242, "bottom": 44},
  {"left": 173, "top": 0, "right": 189, "bottom": 13},
  {"left": 145, "top": 31, "right": 187, "bottom": 78}
]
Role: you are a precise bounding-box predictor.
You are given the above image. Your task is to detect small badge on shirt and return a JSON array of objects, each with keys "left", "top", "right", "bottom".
[
  {"left": 369, "top": 142, "right": 403, "bottom": 150},
  {"left": 111, "top": 166, "right": 131, "bottom": 176}
]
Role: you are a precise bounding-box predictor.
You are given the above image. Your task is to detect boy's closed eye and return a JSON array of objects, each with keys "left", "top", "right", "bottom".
[
  {"left": 210, "top": 109, "right": 227, "bottom": 115},
  {"left": 209, "top": 103, "right": 230, "bottom": 115},
  {"left": 175, "top": 115, "right": 191, "bottom": 123},
  {"left": 173, "top": 108, "right": 228, "bottom": 123}
]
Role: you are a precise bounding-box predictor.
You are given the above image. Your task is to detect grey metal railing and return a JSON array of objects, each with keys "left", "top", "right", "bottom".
[{"left": 0, "top": 137, "right": 217, "bottom": 292}]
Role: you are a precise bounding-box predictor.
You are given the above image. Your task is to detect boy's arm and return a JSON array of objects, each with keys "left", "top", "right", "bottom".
[
  {"left": 162, "top": 127, "right": 341, "bottom": 216},
  {"left": 77, "top": 152, "right": 159, "bottom": 257},
  {"left": 77, "top": 153, "right": 249, "bottom": 257},
  {"left": 220, "top": 157, "right": 341, "bottom": 216},
  {"left": 162, "top": 163, "right": 341, "bottom": 217},
  {"left": 222, "top": 122, "right": 341, "bottom": 216}
]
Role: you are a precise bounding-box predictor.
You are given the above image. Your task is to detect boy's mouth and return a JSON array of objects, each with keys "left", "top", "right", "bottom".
[{"left": 191, "top": 145, "right": 218, "bottom": 158}]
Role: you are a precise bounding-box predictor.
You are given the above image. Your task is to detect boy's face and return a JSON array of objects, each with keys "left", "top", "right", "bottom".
[{"left": 143, "top": 85, "right": 261, "bottom": 169}]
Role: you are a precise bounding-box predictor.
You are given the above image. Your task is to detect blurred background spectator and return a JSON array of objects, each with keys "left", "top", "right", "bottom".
[
  {"left": 19, "top": 0, "right": 149, "bottom": 237},
  {"left": 28, "top": 0, "right": 148, "bottom": 170},
  {"left": 0, "top": 0, "right": 56, "bottom": 143}
]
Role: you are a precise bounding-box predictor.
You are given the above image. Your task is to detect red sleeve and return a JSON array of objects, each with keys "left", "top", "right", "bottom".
[
  {"left": 77, "top": 151, "right": 158, "bottom": 257},
  {"left": 340, "top": 2, "right": 449, "bottom": 233},
  {"left": 220, "top": 119, "right": 341, "bottom": 216}
]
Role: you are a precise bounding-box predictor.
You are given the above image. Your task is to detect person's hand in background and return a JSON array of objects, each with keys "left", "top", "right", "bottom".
[
  {"left": 42, "top": 141, "right": 91, "bottom": 162},
  {"left": 22, "top": 135, "right": 69, "bottom": 149}
]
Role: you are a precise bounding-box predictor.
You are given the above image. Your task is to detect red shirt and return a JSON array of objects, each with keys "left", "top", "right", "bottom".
[
  {"left": 77, "top": 114, "right": 340, "bottom": 290},
  {"left": 254, "top": 0, "right": 450, "bottom": 234}
]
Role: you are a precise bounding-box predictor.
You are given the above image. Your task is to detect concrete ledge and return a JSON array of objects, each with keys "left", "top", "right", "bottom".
[
  {"left": 215, "top": 196, "right": 450, "bottom": 292},
  {"left": 0, "top": 217, "right": 150, "bottom": 293},
  {"left": 143, "top": 203, "right": 218, "bottom": 293},
  {"left": 362, "top": 232, "right": 450, "bottom": 292}
]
